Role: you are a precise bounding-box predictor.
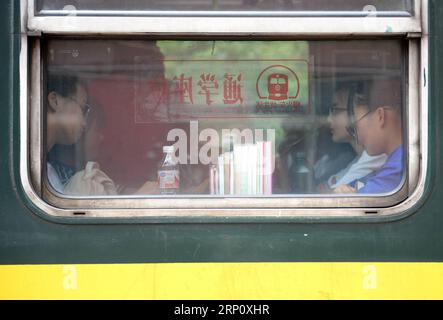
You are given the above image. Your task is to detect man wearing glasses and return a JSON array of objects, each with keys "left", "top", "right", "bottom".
[
  {"left": 46, "top": 73, "right": 90, "bottom": 193},
  {"left": 45, "top": 73, "right": 159, "bottom": 195},
  {"left": 334, "top": 78, "right": 404, "bottom": 194}
]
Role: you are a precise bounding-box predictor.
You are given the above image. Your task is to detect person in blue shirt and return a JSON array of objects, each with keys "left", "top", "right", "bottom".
[{"left": 333, "top": 78, "right": 403, "bottom": 194}]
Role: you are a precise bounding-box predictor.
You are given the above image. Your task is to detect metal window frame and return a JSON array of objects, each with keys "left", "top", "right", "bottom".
[
  {"left": 36, "top": 10, "right": 414, "bottom": 18},
  {"left": 19, "top": 0, "right": 429, "bottom": 222},
  {"left": 27, "top": 0, "right": 422, "bottom": 36},
  {"left": 33, "top": 0, "right": 416, "bottom": 18}
]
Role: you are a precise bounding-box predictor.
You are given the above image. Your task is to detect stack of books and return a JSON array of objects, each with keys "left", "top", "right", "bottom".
[{"left": 209, "top": 141, "right": 273, "bottom": 195}]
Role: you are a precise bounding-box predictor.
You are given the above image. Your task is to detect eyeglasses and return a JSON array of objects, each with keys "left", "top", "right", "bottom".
[
  {"left": 345, "top": 84, "right": 367, "bottom": 142},
  {"left": 66, "top": 96, "right": 91, "bottom": 119},
  {"left": 346, "top": 106, "right": 394, "bottom": 142},
  {"left": 346, "top": 108, "right": 374, "bottom": 139}
]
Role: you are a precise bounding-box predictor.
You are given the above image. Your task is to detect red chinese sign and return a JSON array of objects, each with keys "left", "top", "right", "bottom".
[{"left": 134, "top": 60, "right": 308, "bottom": 123}]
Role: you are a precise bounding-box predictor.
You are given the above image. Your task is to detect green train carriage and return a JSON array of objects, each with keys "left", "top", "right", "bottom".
[{"left": 1, "top": 0, "right": 442, "bottom": 299}]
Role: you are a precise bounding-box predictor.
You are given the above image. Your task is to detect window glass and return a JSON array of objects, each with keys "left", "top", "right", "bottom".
[
  {"left": 44, "top": 39, "right": 405, "bottom": 197},
  {"left": 36, "top": 0, "right": 414, "bottom": 16}
]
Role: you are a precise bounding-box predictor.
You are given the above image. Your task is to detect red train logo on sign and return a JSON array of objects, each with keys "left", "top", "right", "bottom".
[
  {"left": 256, "top": 65, "right": 300, "bottom": 101},
  {"left": 267, "top": 73, "right": 289, "bottom": 100}
]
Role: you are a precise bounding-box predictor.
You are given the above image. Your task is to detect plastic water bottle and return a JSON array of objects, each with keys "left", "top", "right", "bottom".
[{"left": 158, "top": 146, "right": 180, "bottom": 195}]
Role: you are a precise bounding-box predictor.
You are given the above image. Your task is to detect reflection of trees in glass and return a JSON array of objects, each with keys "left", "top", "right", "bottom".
[
  {"left": 157, "top": 41, "right": 309, "bottom": 107},
  {"left": 157, "top": 41, "right": 310, "bottom": 155},
  {"left": 158, "top": 41, "right": 308, "bottom": 60}
]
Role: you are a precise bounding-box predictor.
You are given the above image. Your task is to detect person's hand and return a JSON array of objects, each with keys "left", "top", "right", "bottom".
[
  {"left": 134, "top": 180, "right": 159, "bottom": 195},
  {"left": 316, "top": 183, "right": 332, "bottom": 193},
  {"left": 333, "top": 184, "right": 357, "bottom": 194}
]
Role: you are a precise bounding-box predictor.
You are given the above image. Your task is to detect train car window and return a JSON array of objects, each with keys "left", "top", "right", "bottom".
[
  {"left": 43, "top": 39, "right": 406, "bottom": 201},
  {"left": 22, "top": 0, "right": 426, "bottom": 218},
  {"left": 35, "top": 0, "right": 414, "bottom": 17}
]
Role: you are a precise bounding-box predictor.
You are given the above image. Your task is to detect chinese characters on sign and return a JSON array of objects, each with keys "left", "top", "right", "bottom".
[
  {"left": 172, "top": 73, "right": 243, "bottom": 106},
  {"left": 135, "top": 60, "right": 309, "bottom": 123}
]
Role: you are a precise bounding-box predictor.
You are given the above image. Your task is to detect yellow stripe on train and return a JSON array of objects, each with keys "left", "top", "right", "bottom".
[{"left": 1, "top": 263, "right": 443, "bottom": 299}]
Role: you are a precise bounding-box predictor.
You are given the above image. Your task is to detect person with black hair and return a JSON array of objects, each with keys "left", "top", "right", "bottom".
[
  {"left": 46, "top": 73, "right": 162, "bottom": 195},
  {"left": 46, "top": 73, "right": 89, "bottom": 192},
  {"left": 334, "top": 78, "right": 404, "bottom": 194},
  {"left": 319, "top": 82, "right": 387, "bottom": 191}
]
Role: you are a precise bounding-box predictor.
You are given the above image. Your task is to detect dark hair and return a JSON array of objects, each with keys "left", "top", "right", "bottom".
[
  {"left": 336, "top": 81, "right": 369, "bottom": 109},
  {"left": 47, "top": 73, "right": 80, "bottom": 98},
  {"left": 345, "top": 77, "right": 402, "bottom": 138},
  {"left": 339, "top": 77, "right": 402, "bottom": 112},
  {"left": 367, "top": 77, "right": 402, "bottom": 113},
  {"left": 344, "top": 81, "right": 369, "bottom": 138}
]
